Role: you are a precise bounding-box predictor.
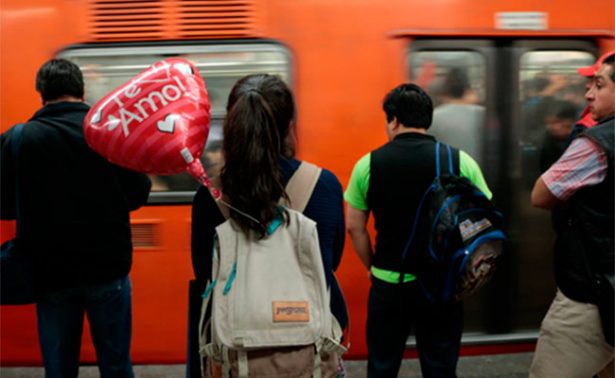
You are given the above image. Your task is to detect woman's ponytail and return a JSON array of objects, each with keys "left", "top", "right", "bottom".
[{"left": 221, "top": 85, "right": 289, "bottom": 237}]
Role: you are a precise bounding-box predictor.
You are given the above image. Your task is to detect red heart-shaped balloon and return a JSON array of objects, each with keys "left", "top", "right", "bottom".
[{"left": 84, "top": 58, "right": 220, "bottom": 198}]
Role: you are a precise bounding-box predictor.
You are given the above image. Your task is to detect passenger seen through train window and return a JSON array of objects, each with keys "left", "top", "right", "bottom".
[{"left": 411, "top": 51, "right": 486, "bottom": 167}]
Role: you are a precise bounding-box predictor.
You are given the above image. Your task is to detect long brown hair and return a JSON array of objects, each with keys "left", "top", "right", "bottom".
[{"left": 221, "top": 74, "right": 296, "bottom": 237}]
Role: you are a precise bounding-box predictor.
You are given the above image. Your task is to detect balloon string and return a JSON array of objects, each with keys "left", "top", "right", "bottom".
[
  {"left": 198, "top": 172, "right": 263, "bottom": 226},
  {"left": 216, "top": 198, "right": 263, "bottom": 226}
]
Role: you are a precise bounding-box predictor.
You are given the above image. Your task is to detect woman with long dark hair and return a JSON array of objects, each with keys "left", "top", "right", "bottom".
[{"left": 188, "top": 74, "right": 346, "bottom": 377}]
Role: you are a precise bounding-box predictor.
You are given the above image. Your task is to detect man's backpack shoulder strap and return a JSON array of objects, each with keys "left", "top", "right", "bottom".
[
  {"left": 435, "top": 141, "right": 458, "bottom": 177},
  {"left": 283, "top": 162, "right": 322, "bottom": 213}
]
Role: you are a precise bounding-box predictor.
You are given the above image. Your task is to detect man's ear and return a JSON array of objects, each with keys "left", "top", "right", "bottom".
[{"left": 390, "top": 117, "right": 400, "bottom": 131}]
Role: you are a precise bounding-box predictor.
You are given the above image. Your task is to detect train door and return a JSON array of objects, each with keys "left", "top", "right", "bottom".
[{"left": 407, "top": 39, "right": 596, "bottom": 343}]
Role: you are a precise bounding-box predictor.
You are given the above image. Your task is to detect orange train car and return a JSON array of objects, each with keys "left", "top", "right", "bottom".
[{"left": 1, "top": 0, "right": 614, "bottom": 365}]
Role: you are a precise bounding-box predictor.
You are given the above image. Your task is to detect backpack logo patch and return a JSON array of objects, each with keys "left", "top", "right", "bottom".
[
  {"left": 459, "top": 218, "right": 492, "bottom": 242},
  {"left": 272, "top": 301, "right": 310, "bottom": 322}
]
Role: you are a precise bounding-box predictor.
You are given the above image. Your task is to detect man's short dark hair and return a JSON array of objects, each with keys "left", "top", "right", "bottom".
[
  {"left": 35, "top": 59, "right": 84, "bottom": 102},
  {"left": 383, "top": 83, "right": 433, "bottom": 129},
  {"left": 603, "top": 54, "right": 615, "bottom": 82}
]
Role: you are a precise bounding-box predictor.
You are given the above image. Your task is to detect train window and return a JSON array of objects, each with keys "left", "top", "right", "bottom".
[
  {"left": 59, "top": 44, "right": 291, "bottom": 202},
  {"left": 409, "top": 51, "right": 487, "bottom": 166},
  {"left": 518, "top": 51, "right": 594, "bottom": 182}
]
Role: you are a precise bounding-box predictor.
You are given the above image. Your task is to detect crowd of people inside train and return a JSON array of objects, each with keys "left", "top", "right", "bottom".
[{"left": 1, "top": 50, "right": 613, "bottom": 377}]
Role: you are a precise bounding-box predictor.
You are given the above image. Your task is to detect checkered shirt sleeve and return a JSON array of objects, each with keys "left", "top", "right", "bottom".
[{"left": 541, "top": 136, "right": 607, "bottom": 201}]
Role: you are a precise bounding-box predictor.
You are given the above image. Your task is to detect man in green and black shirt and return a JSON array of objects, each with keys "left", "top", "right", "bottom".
[{"left": 345, "top": 83, "right": 491, "bottom": 377}]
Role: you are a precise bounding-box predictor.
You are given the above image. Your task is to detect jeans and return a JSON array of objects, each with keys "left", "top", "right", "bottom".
[
  {"left": 366, "top": 277, "right": 463, "bottom": 378},
  {"left": 36, "top": 276, "right": 134, "bottom": 378}
]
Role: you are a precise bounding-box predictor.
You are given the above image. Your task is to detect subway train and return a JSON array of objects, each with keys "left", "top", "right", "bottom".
[{"left": 1, "top": 0, "right": 614, "bottom": 365}]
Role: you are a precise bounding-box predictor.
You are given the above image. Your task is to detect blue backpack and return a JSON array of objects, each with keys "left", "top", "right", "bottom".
[{"left": 402, "top": 142, "right": 505, "bottom": 303}]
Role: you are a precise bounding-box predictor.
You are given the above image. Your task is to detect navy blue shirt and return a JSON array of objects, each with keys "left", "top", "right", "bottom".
[{"left": 191, "top": 157, "right": 347, "bottom": 326}]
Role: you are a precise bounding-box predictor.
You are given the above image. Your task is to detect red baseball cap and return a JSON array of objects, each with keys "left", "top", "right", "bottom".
[{"left": 577, "top": 50, "right": 615, "bottom": 77}]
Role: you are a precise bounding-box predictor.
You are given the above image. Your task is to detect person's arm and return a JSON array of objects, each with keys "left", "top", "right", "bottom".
[
  {"left": 531, "top": 177, "right": 560, "bottom": 209},
  {"left": 346, "top": 205, "right": 372, "bottom": 270},
  {"left": 344, "top": 153, "right": 372, "bottom": 270},
  {"left": 532, "top": 137, "right": 607, "bottom": 210},
  {"left": 115, "top": 166, "right": 152, "bottom": 211}
]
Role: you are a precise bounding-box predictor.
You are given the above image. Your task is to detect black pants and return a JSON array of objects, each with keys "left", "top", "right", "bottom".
[
  {"left": 187, "top": 279, "right": 207, "bottom": 378},
  {"left": 366, "top": 277, "right": 463, "bottom": 378}
]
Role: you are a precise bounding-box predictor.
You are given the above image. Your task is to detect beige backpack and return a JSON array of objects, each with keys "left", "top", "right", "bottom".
[{"left": 198, "top": 162, "right": 346, "bottom": 378}]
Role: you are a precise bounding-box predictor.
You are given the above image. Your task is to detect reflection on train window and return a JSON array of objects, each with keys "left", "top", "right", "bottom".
[
  {"left": 518, "top": 51, "right": 593, "bottom": 187},
  {"left": 410, "top": 51, "right": 487, "bottom": 166},
  {"left": 59, "top": 44, "right": 291, "bottom": 193}
]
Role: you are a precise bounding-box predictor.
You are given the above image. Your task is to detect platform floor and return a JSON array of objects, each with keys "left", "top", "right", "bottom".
[{"left": 1, "top": 352, "right": 533, "bottom": 377}]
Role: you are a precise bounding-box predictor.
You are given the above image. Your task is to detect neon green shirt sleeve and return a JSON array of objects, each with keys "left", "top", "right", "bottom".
[
  {"left": 459, "top": 150, "right": 492, "bottom": 199},
  {"left": 344, "top": 153, "right": 371, "bottom": 210}
]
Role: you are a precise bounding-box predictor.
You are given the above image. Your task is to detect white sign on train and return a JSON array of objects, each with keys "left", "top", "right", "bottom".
[{"left": 495, "top": 12, "right": 548, "bottom": 30}]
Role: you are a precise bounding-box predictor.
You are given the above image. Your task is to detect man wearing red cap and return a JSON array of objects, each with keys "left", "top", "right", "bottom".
[
  {"left": 530, "top": 52, "right": 614, "bottom": 377},
  {"left": 566, "top": 50, "right": 615, "bottom": 142}
]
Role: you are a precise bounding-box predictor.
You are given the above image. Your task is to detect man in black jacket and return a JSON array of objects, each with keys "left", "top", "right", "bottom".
[
  {"left": 530, "top": 53, "right": 614, "bottom": 377},
  {"left": 1, "top": 59, "right": 151, "bottom": 378}
]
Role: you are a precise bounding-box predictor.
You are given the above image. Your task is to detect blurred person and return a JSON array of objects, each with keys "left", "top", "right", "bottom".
[
  {"left": 522, "top": 74, "right": 571, "bottom": 142},
  {"left": 530, "top": 53, "right": 615, "bottom": 377},
  {"left": 188, "top": 74, "right": 346, "bottom": 377},
  {"left": 521, "top": 74, "right": 573, "bottom": 188},
  {"left": 562, "top": 81, "right": 590, "bottom": 112},
  {"left": 523, "top": 76, "right": 550, "bottom": 108},
  {"left": 345, "top": 83, "right": 492, "bottom": 377},
  {"left": 148, "top": 175, "right": 170, "bottom": 191},
  {"left": 202, "top": 139, "right": 223, "bottom": 178},
  {"left": 538, "top": 99, "right": 577, "bottom": 172},
  {"left": 429, "top": 68, "right": 485, "bottom": 165},
  {"left": 0, "top": 59, "right": 151, "bottom": 378}
]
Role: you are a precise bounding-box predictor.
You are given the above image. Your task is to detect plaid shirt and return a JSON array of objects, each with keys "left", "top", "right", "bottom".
[{"left": 542, "top": 136, "right": 607, "bottom": 201}]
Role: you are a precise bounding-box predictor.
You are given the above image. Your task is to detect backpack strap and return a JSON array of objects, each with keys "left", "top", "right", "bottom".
[
  {"left": 213, "top": 162, "right": 322, "bottom": 220},
  {"left": 283, "top": 162, "right": 322, "bottom": 212},
  {"left": 399, "top": 141, "right": 454, "bottom": 282},
  {"left": 435, "top": 141, "right": 455, "bottom": 177},
  {"left": 286, "top": 162, "right": 352, "bottom": 352}
]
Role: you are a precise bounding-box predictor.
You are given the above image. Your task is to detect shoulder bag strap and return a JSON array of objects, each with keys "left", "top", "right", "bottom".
[
  {"left": 436, "top": 141, "right": 456, "bottom": 177},
  {"left": 213, "top": 161, "right": 322, "bottom": 220},
  {"left": 283, "top": 161, "right": 322, "bottom": 212}
]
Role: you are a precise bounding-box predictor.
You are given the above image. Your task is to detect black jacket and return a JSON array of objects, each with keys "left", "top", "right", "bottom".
[{"left": 1, "top": 102, "right": 151, "bottom": 291}]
